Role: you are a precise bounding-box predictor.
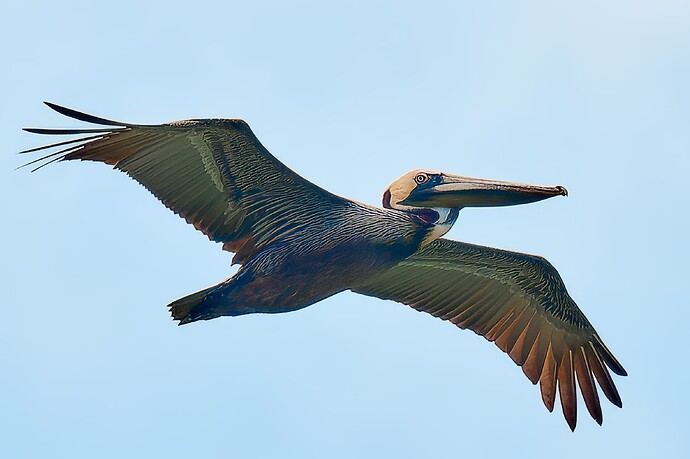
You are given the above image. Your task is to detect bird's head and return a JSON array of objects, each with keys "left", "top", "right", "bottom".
[{"left": 383, "top": 169, "right": 568, "bottom": 241}]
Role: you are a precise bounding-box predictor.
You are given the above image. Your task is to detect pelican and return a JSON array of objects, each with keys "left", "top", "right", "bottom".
[{"left": 23, "top": 102, "right": 626, "bottom": 430}]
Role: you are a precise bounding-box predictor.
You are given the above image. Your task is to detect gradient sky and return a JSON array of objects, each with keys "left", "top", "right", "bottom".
[{"left": 2, "top": 1, "right": 689, "bottom": 457}]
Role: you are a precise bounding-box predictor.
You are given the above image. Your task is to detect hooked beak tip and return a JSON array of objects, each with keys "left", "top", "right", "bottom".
[{"left": 556, "top": 185, "right": 568, "bottom": 197}]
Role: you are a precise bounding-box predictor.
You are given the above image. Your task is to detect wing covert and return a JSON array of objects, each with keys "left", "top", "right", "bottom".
[
  {"left": 23, "top": 103, "right": 349, "bottom": 264},
  {"left": 352, "top": 238, "right": 626, "bottom": 430}
]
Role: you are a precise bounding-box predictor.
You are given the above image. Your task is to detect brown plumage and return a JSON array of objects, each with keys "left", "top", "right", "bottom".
[
  {"left": 22, "top": 102, "right": 626, "bottom": 430},
  {"left": 353, "top": 239, "right": 625, "bottom": 429}
]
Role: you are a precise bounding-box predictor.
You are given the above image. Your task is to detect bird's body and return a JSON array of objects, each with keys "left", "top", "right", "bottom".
[
  {"left": 180, "top": 202, "right": 427, "bottom": 321},
  {"left": 23, "top": 102, "right": 626, "bottom": 430}
]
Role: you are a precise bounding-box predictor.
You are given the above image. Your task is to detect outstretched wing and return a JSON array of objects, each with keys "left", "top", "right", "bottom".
[
  {"left": 23, "top": 102, "right": 350, "bottom": 264},
  {"left": 352, "top": 238, "right": 626, "bottom": 430}
]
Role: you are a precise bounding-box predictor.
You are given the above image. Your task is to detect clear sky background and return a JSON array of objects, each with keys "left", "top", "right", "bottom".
[{"left": 2, "top": 1, "right": 689, "bottom": 457}]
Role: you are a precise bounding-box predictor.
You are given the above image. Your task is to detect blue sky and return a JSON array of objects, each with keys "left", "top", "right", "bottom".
[{"left": 2, "top": 1, "right": 689, "bottom": 457}]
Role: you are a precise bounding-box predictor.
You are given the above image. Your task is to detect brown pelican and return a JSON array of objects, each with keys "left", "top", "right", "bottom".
[{"left": 23, "top": 102, "right": 626, "bottom": 430}]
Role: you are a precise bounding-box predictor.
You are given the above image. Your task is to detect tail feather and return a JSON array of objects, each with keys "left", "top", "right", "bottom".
[{"left": 168, "top": 286, "right": 218, "bottom": 325}]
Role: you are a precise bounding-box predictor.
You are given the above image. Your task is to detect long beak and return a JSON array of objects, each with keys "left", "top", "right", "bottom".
[{"left": 401, "top": 173, "right": 568, "bottom": 208}]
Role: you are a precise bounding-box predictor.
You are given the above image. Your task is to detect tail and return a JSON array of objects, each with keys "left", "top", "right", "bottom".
[{"left": 168, "top": 286, "right": 220, "bottom": 325}]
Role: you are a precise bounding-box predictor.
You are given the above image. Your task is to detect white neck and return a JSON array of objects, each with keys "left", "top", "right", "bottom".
[{"left": 422, "top": 207, "right": 459, "bottom": 246}]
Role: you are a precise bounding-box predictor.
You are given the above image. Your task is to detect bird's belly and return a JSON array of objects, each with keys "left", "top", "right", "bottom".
[{"left": 218, "top": 239, "right": 416, "bottom": 315}]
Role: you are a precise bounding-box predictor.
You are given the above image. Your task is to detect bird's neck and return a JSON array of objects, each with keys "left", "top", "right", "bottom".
[{"left": 420, "top": 207, "right": 459, "bottom": 246}]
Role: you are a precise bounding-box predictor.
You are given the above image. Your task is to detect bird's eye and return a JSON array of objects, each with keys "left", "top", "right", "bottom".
[{"left": 414, "top": 173, "right": 429, "bottom": 185}]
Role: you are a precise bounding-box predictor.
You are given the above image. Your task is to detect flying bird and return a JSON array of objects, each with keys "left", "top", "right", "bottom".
[{"left": 22, "top": 102, "right": 626, "bottom": 430}]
